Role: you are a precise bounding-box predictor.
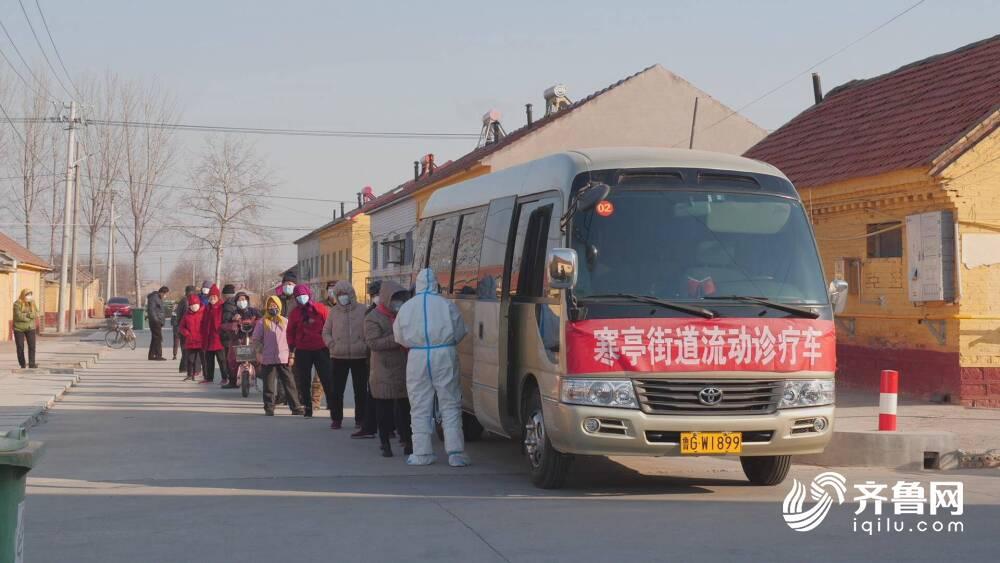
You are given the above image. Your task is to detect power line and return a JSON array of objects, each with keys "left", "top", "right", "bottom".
[
  {"left": 84, "top": 118, "right": 480, "bottom": 140},
  {"left": 31, "top": 0, "right": 80, "bottom": 98},
  {"left": 671, "top": 0, "right": 927, "bottom": 147},
  {"left": 0, "top": 16, "right": 55, "bottom": 100},
  {"left": 16, "top": 0, "right": 73, "bottom": 98}
]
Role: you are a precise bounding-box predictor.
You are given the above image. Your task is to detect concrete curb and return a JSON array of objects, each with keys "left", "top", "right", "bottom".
[
  {"left": 0, "top": 370, "right": 81, "bottom": 432},
  {"left": 797, "top": 430, "right": 959, "bottom": 470}
]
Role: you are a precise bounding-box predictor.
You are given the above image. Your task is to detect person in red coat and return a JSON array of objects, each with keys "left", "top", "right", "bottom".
[
  {"left": 287, "top": 284, "right": 336, "bottom": 423},
  {"left": 201, "top": 284, "right": 230, "bottom": 386},
  {"left": 178, "top": 294, "right": 205, "bottom": 381}
]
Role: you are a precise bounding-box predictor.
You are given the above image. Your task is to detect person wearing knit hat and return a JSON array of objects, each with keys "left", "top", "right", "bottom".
[
  {"left": 201, "top": 284, "right": 230, "bottom": 385},
  {"left": 200, "top": 280, "right": 213, "bottom": 305},
  {"left": 286, "top": 284, "right": 336, "bottom": 421},
  {"left": 178, "top": 294, "right": 205, "bottom": 381}
]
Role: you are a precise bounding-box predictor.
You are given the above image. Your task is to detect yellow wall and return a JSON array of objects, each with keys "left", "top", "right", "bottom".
[
  {"left": 806, "top": 168, "right": 958, "bottom": 353},
  {"left": 938, "top": 128, "right": 1000, "bottom": 368},
  {"left": 1, "top": 266, "right": 45, "bottom": 340},
  {"left": 317, "top": 213, "right": 371, "bottom": 297}
]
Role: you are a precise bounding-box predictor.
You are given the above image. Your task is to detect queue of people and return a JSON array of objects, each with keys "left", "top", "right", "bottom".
[{"left": 163, "top": 266, "right": 470, "bottom": 466}]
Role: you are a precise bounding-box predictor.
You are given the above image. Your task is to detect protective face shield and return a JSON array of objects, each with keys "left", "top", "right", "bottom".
[
  {"left": 190, "top": 304, "right": 201, "bottom": 313},
  {"left": 337, "top": 294, "right": 351, "bottom": 306},
  {"left": 208, "top": 295, "right": 219, "bottom": 305},
  {"left": 296, "top": 294, "right": 310, "bottom": 306},
  {"left": 236, "top": 299, "right": 248, "bottom": 310},
  {"left": 201, "top": 287, "right": 210, "bottom": 295},
  {"left": 283, "top": 284, "right": 295, "bottom": 296},
  {"left": 267, "top": 307, "right": 279, "bottom": 316}
]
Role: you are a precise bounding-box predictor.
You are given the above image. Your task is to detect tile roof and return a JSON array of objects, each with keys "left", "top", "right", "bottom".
[
  {"left": 295, "top": 65, "right": 661, "bottom": 243},
  {"left": 0, "top": 231, "right": 52, "bottom": 270},
  {"left": 744, "top": 35, "right": 1000, "bottom": 188}
]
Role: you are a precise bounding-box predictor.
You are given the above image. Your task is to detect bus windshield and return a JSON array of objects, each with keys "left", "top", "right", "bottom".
[{"left": 571, "top": 188, "right": 828, "bottom": 305}]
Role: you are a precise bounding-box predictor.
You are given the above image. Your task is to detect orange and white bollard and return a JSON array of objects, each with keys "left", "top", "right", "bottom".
[{"left": 878, "top": 370, "right": 898, "bottom": 431}]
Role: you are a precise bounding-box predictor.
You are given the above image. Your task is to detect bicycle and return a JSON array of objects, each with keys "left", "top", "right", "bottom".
[
  {"left": 104, "top": 312, "right": 136, "bottom": 350},
  {"left": 232, "top": 320, "right": 259, "bottom": 398}
]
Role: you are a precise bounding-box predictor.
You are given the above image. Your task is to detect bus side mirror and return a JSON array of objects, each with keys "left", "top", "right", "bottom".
[
  {"left": 547, "top": 248, "right": 578, "bottom": 290},
  {"left": 828, "top": 279, "right": 849, "bottom": 314}
]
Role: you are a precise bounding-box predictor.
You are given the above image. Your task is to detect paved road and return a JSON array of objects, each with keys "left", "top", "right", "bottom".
[{"left": 22, "top": 337, "right": 1000, "bottom": 562}]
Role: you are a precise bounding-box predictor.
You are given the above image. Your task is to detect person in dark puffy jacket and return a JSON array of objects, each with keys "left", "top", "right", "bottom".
[
  {"left": 146, "top": 286, "right": 169, "bottom": 361},
  {"left": 365, "top": 281, "right": 412, "bottom": 457},
  {"left": 223, "top": 290, "right": 261, "bottom": 378},
  {"left": 287, "top": 284, "right": 335, "bottom": 422}
]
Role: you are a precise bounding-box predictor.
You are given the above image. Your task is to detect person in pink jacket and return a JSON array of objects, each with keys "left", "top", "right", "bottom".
[{"left": 252, "top": 295, "right": 303, "bottom": 416}]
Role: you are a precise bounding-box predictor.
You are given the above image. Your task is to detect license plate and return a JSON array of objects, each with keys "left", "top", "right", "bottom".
[{"left": 680, "top": 432, "right": 742, "bottom": 454}]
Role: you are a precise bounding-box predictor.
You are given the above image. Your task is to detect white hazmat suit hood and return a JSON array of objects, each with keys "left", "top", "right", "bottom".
[{"left": 393, "top": 268, "right": 470, "bottom": 466}]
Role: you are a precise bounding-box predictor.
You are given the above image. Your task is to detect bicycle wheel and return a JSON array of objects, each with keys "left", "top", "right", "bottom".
[
  {"left": 105, "top": 329, "right": 126, "bottom": 349},
  {"left": 240, "top": 365, "right": 250, "bottom": 398},
  {"left": 127, "top": 330, "right": 137, "bottom": 351}
]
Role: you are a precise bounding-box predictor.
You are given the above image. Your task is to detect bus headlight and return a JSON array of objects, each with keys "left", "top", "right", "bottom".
[
  {"left": 561, "top": 379, "right": 639, "bottom": 409},
  {"left": 779, "top": 380, "right": 835, "bottom": 408}
]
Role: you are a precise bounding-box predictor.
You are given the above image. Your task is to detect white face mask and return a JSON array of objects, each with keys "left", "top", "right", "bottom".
[
  {"left": 372, "top": 296, "right": 380, "bottom": 305},
  {"left": 24, "top": 294, "right": 33, "bottom": 302},
  {"left": 190, "top": 304, "right": 201, "bottom": 313},
  {"left": 237, "top": 300, "right": 248, "bottom": 310},
  {"left": 327, "top": 288, "right": 337, "bottom": 299},
  {"left": 283, "top": 284, "right": 295, "bottom": 296},
  {"left": 296, "top": 295, "right": 309, "bottom": 305},
  {"left": 201, "top": 288, "right": 210, "bottom": 295},
  {"left": 337, "top": 294, "right": 351, "bottom": 306}
]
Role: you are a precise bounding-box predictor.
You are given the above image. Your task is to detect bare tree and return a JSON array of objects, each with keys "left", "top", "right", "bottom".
[
  {"left": 5, "top": 77, "right": 55, "bottom": 252},
  {"left": 78, "top": 72, "right": 124, "bottom": 277},
  {"left": 181, "top": 136, "right": 274, "bottom": 285},
  {"left": 116, "top": 80, "right": 178, "bottom": 304},
  {"left": 41, "top": 123, "right": 63, "bottom": 261}
]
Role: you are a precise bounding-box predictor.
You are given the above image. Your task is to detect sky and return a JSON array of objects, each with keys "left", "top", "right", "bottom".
[{"left": 2, "top": 0, "right": 998, "bottom": 280}]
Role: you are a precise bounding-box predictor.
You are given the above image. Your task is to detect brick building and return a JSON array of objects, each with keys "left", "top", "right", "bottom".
[{"left": 745, "top": 35, "right": 1000, "bottom": 406}]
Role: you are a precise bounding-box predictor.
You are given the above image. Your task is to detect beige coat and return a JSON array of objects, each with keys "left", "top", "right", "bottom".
[
  {"left": 365, "top": 281, "right": 408, "bottom": 399},
  {"left": 321, "top": 280, "right": 368, "bottom": 359}
]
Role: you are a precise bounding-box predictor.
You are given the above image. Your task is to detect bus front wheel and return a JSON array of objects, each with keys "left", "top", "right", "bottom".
[{"left": 522, "top": 386, "right": 571, "bottom": 489}]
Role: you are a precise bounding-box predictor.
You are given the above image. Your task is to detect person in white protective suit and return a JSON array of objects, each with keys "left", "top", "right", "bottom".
[{"left": 393, "top": 267, "right": 470, "bottom": 466}]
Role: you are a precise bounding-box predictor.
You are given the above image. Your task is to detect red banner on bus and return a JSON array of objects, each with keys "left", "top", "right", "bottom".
[{"left": 566, "top": 318, "right": 836, "bottom": 374}]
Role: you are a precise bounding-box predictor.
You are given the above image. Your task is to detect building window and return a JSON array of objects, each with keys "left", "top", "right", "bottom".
[
  {"left": 867, "top": 222, "right": 903, "bottom": 258},
  {"left": 382, "top": 239, "right": 405, "bottom": 266}
]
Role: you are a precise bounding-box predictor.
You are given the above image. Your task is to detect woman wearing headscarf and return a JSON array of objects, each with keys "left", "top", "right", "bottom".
[
  {"left": 253, "top": 295, "right": 303, "bottom": 415},
  {"left": 286, "top": 284, "right": 336, "bottom": 422},
  {"left": 365, "top": 281, "right": 412, "bottom": 457},
  {"left": 12, "top": 288, "right": 39, "bottom": 369},
  {"left": 222, "top": 290, "right": 261, "bottom": 382},
  {"left": 201, "top": 284, "right": 229, "bottom": 386}
]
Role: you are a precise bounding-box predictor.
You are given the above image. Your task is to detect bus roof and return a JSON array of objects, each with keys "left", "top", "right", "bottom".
[{"left": 422, "top": 147, "right": 788, "bottom": 218}]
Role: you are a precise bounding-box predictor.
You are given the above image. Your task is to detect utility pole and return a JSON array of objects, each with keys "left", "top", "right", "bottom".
[
  {"left": 106, "top": 199, "right": 114, "bottom": 301},
  {"left": 69, "top": 141, "right": 81, "bottom": 332},
  {"left": 56, "top": 101, "right": 78, "bottom": 333}
]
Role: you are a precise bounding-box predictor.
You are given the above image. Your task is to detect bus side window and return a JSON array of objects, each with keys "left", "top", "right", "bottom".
[
  {"left": 427, "top": 215, "right": 460, "bottom": 293},
  {"left": 453, "top": 208, "right": 487, "bottom": 295},
  {"left": 412, "top": 219, "right": 432, "bottom": 270},
  {"left": 509, "top": 200, "right": 555, "bottom": 299}
]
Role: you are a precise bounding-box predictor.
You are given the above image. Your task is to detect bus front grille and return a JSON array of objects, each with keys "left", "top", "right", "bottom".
[{"left": 633, "top": 379, "right": 782, "bottom": 415}]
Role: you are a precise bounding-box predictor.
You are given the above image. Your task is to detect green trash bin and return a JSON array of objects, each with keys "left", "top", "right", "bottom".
[
  {"left": 0, "top": 428, "right": 44, "bottom": 563},
  {"left": 132, "top": 307, "right": 145, "bottom": 331}
]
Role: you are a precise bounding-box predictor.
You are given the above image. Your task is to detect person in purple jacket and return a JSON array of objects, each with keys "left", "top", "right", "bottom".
[{"left": 252, "top": 295, "right": 304, "bottom": 416}]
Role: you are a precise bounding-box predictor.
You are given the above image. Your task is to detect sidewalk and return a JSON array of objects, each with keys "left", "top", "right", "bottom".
[{"left": 0, "top": 332, "right": 106, "bottom": 433}]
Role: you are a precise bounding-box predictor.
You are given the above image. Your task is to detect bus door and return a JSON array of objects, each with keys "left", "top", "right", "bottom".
[{"left": 472, "top": 196, "right": 516, "bottom": 436}]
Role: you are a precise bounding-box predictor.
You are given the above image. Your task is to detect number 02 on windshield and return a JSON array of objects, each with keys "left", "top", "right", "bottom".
[{"left": 680, "top": 432, "right": 742, "bottom": 454}]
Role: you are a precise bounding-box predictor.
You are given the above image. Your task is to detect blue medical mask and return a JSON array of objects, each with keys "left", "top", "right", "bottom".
[
  {"left": 296, "top": 295, "right": 309, "bottom": 305},
  {"left": 337, "top": 294, "right": 351, "bottom": 306}
]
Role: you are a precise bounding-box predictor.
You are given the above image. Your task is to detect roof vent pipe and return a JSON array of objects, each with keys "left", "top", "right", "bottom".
[
  {"left": 356, "top": 192, "right": 362, "bottom": 208},
  {"left": 525, "top": 103, "right": 533, "bottom": 126},
  {"left": 414, "top": 161, "right": 420, "bottom": 181},
  {"left": 812, "top": 72, "right": 823, "bottom": 104},
  {"left": 340, "top": 201, "right": 345, "bottom": 217}
]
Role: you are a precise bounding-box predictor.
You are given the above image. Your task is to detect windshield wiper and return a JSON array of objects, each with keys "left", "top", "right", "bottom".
[
  {"left": 581, "top": 293, "right": 716, "bottom": 319},
  {"left": 702, "top": 295, "right": 820, "bottom": 319}
]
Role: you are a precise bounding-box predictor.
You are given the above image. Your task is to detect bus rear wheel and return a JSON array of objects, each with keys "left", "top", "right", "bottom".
[
  {"left": 740, "top": 455, "right": 791, "bottom": 486},
  {"left": 522, "top": 386, "right": 571, "bottom": 489}
]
